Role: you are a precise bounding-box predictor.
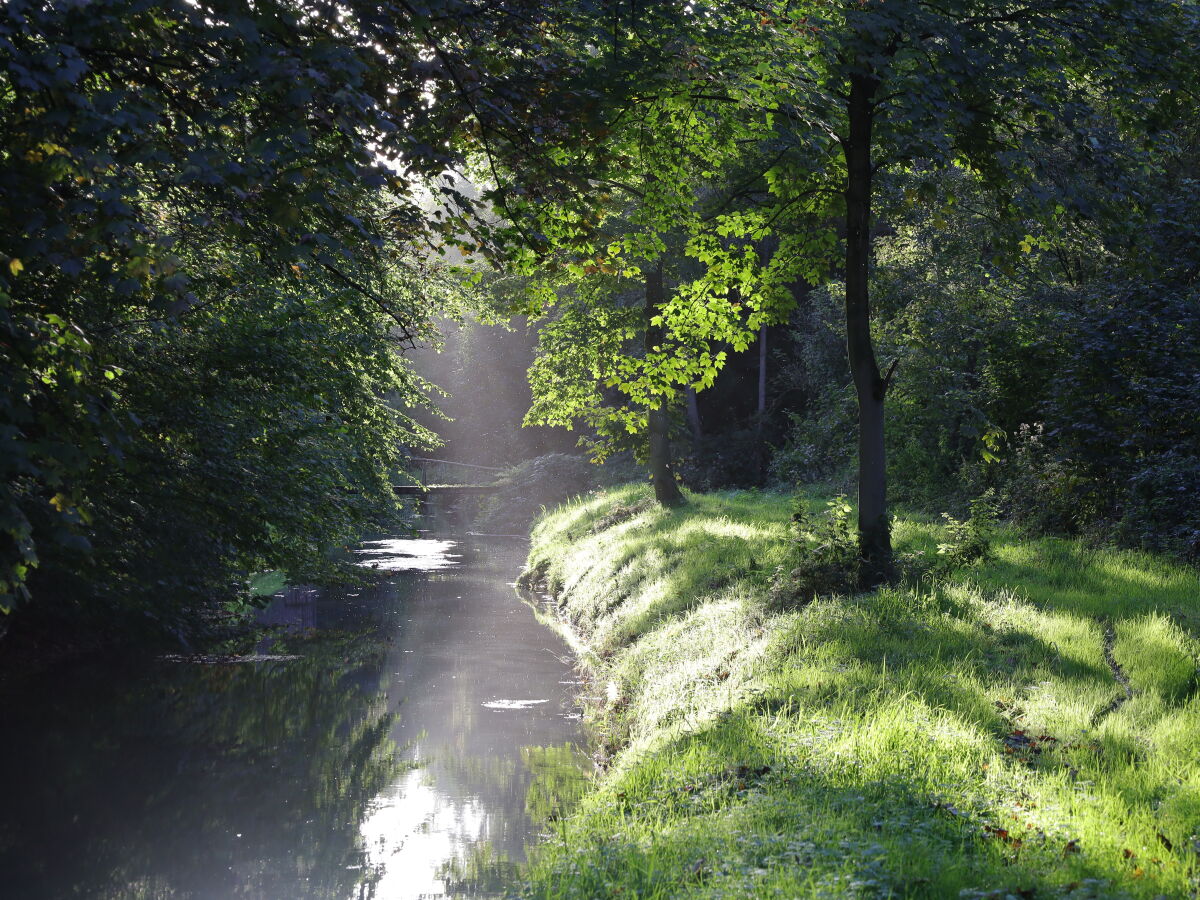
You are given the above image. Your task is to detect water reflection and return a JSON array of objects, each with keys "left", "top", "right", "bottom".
[
  {"left": 0, "top": 633, "right": 402, "bottom": 899},
  {"left": 0, "top": 536, "right": 589, "bottom": 899},
  {"left": 355, "top": 538, "right": 463, "bottom": 572}
]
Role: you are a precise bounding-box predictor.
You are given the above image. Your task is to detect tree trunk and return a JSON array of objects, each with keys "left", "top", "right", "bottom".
[
  {"left": 756, "top": 325, "right": 767, "bottom": 425},
  {"left": 843, "top": 73, "right": 893, "bottom": 584},
  {"left": 648, "top": 403, "right": 684, "bottom": 506},
  {"left": 685, "top": 386, "right": 703, "bottom": 442},
  {"left": 646, "top": 263, "right": 686, "bottom": 507},
  {"left": 755, "top": 324, "right": 768, "bottom": 481}
]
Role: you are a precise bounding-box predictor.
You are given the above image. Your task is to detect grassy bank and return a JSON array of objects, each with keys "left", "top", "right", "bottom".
[{"left": 520, "top": 485, "right": 1200, "bottom": 899}]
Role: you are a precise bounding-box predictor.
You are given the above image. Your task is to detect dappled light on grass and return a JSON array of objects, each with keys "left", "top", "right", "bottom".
[
  {"left": 522, "top": 485, "right": 1200, "bottom": 899},
  {"left": 673, "top": 516, "right": 781, "bottom": 544},
  {"left": 981, "top": 540, "right": 1200, "bottom": 623}
]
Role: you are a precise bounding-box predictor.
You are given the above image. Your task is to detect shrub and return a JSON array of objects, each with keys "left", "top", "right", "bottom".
[
  {"left": 770, "top": 495, "right": 860, "bottom": 606},
  {"left": 679, "top": 428, "right": 771, "bottom": 490},
  {"left": 1118, "top": 453, "right": 1200, "bottom": 560},
  {"left": 937, "top": 490, "right": 999, "bottom": 568},
  {"left": 993, "top": 422, "right": 1093, "bottom": 535}
]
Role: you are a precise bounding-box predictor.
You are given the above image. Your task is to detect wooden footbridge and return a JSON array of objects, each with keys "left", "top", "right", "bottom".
[{"left": 393, "top": 458, "right": 503, "bottom": 499}]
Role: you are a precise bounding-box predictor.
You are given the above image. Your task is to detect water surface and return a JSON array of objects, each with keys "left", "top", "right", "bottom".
[{"left": 0, "top": 534, "right": 587, "bottom": 899}]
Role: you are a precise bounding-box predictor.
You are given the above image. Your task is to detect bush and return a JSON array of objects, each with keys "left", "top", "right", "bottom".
[
  {"left": 991, "top": 423, "right": 1082, "bottom": 533},
  {"left": 679, "top": 428, "right": 771, "bottom": 491},
  {"left": 1119, "top": 453, "right": 1200, "bottom": 560},
  {"left": 770, "top": 495, "right": 860, "bottom": 606},
  {"left": 769, "top": 286, "right": 857, "bottom": 488},
  {"left": 937, "top": 490, "right": 999, "bottom": 568}
]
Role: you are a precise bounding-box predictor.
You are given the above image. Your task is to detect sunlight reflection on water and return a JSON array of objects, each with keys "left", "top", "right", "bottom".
[
  {"left": 355, "top": 538, "right": 462, "bottom": 571},
  {"left": 358, "top": 767, "right": 485, "bottom": 899},
  {"left": 0, "top": 532, "right": 589, "bottom": 900},
  {"left": 481, "top": 699, "right": 549, "bottom": 710}
]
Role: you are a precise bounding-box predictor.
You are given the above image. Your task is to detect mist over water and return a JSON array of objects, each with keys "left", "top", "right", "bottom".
[{"left": 406, "top": 315, "right": 576, "bottom": 470}]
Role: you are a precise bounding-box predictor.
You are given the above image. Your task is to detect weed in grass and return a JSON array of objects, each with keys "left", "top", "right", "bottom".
[
  {"left": 770, "top": 494, "right": 860, "bottom": 608},
  {"left": 938, "top": 490, "right": 1001, "bottom": 569}
]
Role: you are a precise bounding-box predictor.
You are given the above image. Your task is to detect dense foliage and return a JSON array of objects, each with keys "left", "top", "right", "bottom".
[
  {"left": 775, "top": 141, "right": 1200, "bottom": 559},
  {"left": 451, "top": 0, "right": 1197, "bottom": 569},
  {"left": 0, "top": 0, "right": 549, "bottom": 624}
]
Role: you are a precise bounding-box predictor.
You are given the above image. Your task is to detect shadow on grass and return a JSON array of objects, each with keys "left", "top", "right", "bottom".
[
  {"left": 525, "top": 485, "right": 1200, "bottom": 899},
  {"left": 533, "top": 705, "right": 1163, "bottom": 899}
]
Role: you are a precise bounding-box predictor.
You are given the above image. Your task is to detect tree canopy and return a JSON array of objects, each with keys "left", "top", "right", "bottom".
[
  {"left": 0, "top": 0, "right": 555, "bottom": 614},
  {"left": 1, "top": 0, "right": 1197, "bottom": 621},
  {"left": 471, "top": 0, "right": 1197, "bottom": 575}
]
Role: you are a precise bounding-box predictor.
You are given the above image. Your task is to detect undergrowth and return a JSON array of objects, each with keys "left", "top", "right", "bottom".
[{"left": 521, "top": 484, "right": 1200, "bottom": 899}]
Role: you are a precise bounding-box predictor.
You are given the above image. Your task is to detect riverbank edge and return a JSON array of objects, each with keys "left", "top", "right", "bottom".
[
  {"left": 0, "top": 608, "right": 271, "bottom": 694},
  {"left": 516, "top": 484, "right": 1200, "bottom": 899},
  {"left": 0, "top": 557, "right": 403, "bottom": 690}
]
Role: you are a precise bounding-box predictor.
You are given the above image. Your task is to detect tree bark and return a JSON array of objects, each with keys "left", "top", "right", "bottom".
[
  {"left": 645, "top": 263, "right": 686, "bottom": 507},
  {"left": 648, "top": 403, "right": 684, "bottom": 506},
  {"left": 755, "top": 323, "right": 768, "bottom": 481},
  {"left": 843, "top": 72, "right": 893, "bottom": 584},
  {"left": 685, "top": 386, "right": 703, "bottom": 442},
  {"left": 756, "top": 325, "right": 767, "bottom": 427}
]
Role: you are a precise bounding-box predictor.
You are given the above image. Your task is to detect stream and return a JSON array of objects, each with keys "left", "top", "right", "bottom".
[{"left": 0, "top": 528, "right": 588, "bottom": 899}]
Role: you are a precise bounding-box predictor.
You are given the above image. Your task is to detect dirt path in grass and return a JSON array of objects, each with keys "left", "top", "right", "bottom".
[{"left": 1092, "top": 623, "right": 1134, "bottom": 726}]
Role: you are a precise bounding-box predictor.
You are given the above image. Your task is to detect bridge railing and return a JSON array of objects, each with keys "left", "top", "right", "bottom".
[{"left": 407, "top": 457, "right": 506, "bottom": 488}]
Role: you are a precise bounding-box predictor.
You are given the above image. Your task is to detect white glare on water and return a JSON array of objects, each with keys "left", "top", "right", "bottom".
[{"left": 355, "top": 539, "right": 461, "bottom": 571}]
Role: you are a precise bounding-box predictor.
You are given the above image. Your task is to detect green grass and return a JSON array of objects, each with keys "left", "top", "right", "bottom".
[{"left": 520, "top": 485, "right": 1200, "bottom": 899}]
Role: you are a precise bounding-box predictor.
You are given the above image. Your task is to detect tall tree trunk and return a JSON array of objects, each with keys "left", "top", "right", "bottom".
[
  {"left": 685, "top": 386, "right": 703, "bottom": 442},
  {"left": 645, "top": 263, "right": 685, "bottom": 507},
  {"left": 844, "top": 73, "right": 893, "bottom": 584},
  {"left": 648, "top": 403, "right": 684, "bottom": 506},
  {"left": 755, "top": 324, "right": 768, "bottom": 481},
  {"left": 756, "top": 325, "right": 767, "bottom": 426}
]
